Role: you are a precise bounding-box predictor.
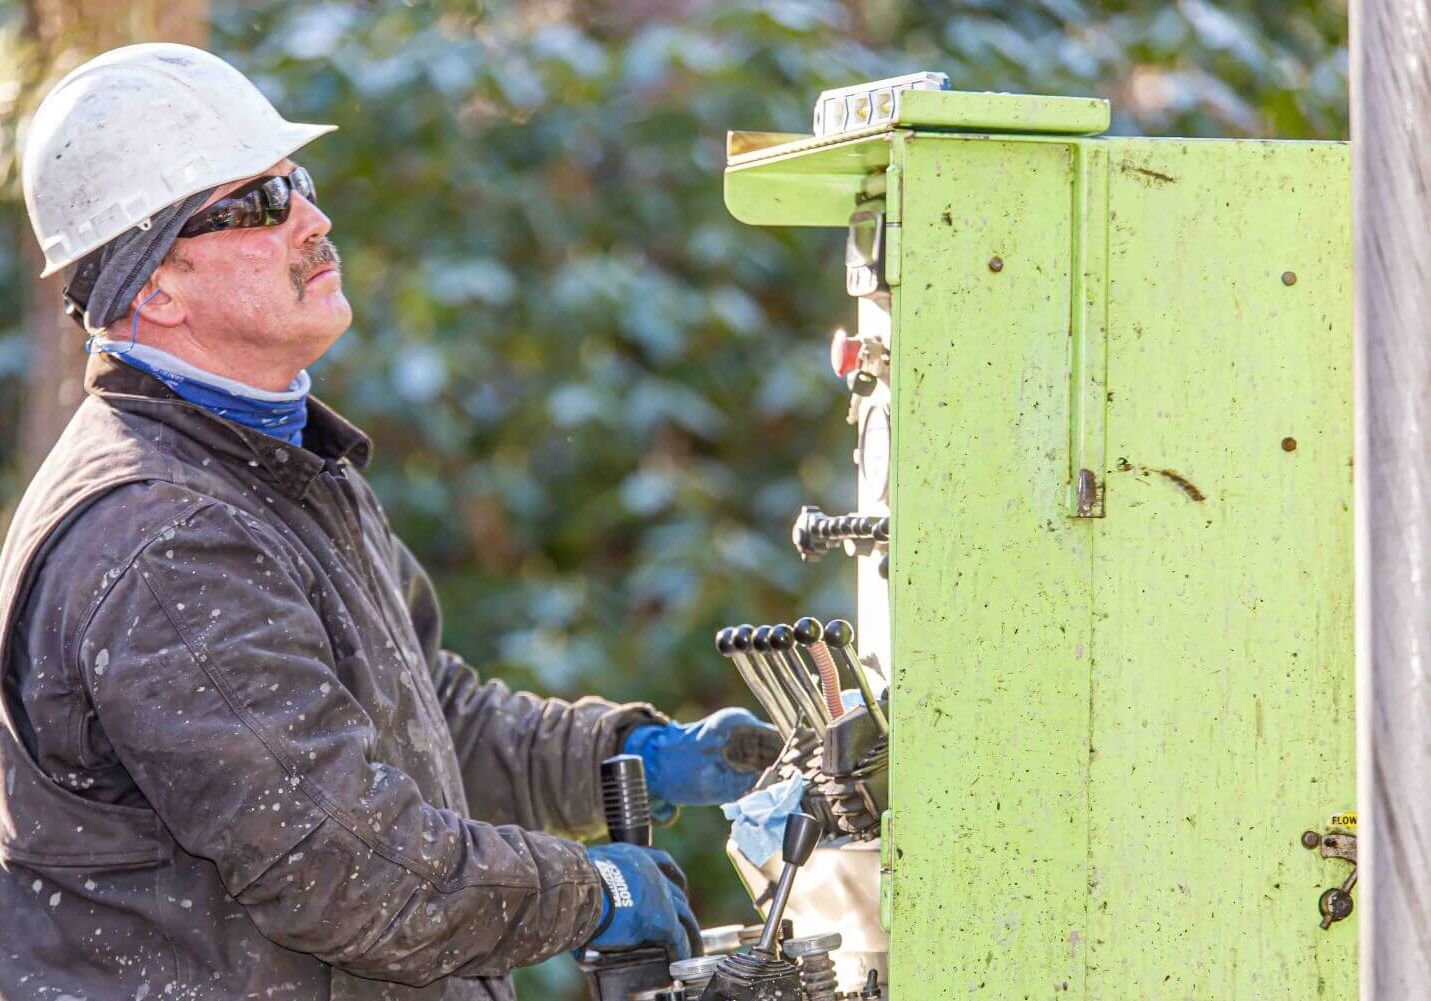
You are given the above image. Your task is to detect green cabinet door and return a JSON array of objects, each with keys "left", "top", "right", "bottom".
[{"left": 888, "top": 132, "right": 1355, "bottom": 999}]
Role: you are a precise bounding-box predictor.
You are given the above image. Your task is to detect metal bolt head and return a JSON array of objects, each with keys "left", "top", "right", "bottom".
[
  {"left": 988, "top": 256, "right": 1004, "bottom": 272},
  {"left": 669, "top": 955, "right": 724, "bottom": 981},
  {"left": 1282, "top": 437, "right": 1297, "bottom": 452},
  {"left": 1301, "top": 830, "right": 1322, "bottom": 850},
  {"left": 781, "top": 932, "right": 843, "bottom": 958},
  {"left": 1282, "top": 270, "right": 1297, "bottom": 286}
]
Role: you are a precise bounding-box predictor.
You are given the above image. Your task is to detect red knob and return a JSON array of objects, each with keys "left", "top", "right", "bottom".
[{"left": 830, "top": 328, "right": 861, "bottom": 377}]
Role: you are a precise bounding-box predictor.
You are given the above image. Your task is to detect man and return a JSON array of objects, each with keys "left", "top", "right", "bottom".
[{"left": 0, "top": 43, "right": 782, "bottom": 999}]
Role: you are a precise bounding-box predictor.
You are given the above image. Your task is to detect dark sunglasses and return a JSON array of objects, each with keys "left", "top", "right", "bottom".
[{"left": 177, "top": 166, "right": 317, "bottom": 239}]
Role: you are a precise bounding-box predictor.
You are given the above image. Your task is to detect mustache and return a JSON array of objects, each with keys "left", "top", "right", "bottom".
[{"left": 291, "top": 238, "right": 341, "bottom": 299}]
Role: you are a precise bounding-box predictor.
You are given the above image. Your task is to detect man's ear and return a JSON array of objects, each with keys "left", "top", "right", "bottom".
[{"left": 128, "top": 272, "right": 186, "bottom": 329}]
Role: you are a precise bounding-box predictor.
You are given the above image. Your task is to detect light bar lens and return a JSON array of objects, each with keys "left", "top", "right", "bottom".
[{"left": 812, "top": 72, "right": 951, "bottom": 139}]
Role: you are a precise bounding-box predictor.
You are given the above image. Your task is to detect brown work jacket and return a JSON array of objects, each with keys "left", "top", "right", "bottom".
[{"left": 0, "top": 353, "right": 659, "bottom": 999}]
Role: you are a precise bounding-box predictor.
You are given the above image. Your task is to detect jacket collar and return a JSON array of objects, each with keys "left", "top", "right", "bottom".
[{"left": 84, "top": 351, "right": 373, "bottom": 498}]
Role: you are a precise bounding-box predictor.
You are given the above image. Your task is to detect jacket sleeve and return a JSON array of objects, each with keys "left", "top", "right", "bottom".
[
  {"left": 389, "top": 536, "right": 665, "bottom": 841},
  {"left": 76, "top": 500, "right": 604, "bottom": 987}
]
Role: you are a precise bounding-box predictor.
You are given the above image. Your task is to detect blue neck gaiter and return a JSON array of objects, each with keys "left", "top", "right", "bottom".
[{"left": 94, "top": 340, "right": 310, "bottom": 446}]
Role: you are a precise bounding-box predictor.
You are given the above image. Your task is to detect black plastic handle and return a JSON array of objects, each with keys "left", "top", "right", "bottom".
[{"left": 782, "top": 812, "right": 822, "bottom": 867}]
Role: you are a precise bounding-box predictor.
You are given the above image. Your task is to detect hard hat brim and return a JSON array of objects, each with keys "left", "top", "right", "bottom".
[{"left": 38, "top": 120, "right": 339, "bottom": 278}]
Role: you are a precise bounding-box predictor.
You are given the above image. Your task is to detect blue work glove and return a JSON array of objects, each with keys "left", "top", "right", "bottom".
[
  {"left": 623, "top": 707, "right": 783, "bottom": 807},
  {"left": 586, "top": 843, "right": 701, "bottom": 960}
]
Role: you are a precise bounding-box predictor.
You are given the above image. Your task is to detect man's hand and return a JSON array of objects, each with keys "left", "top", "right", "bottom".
[
  {"left": 623, "top": 708, "right": 783, "bottom": 807},
  {"left": 585, "top": 844, "right": 701, "bottom": 960}
]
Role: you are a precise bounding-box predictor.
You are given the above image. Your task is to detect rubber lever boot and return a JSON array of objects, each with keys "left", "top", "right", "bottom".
[{"left": 699, "top": 813, "right": 822, "bottom": 1001}]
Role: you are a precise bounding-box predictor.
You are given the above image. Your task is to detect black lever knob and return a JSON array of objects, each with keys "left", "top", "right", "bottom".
[
  {"left": 752, "top": 625, "right": 773, "bottom": 654},
  {"left": 782, "top": 812, "right": 821, "bottom": 867},
  {"left": 715, "top": 627, "right": 736, "bottom": 656},
  {"left": 792, "top": 617, "right": 823, "bottom": 645},
  {"left": 733, "top": 624, "right": 755, "bottom": 653},
  {"left": 822, "top": 619, "right": 855, "bottom": 648},
  {"left": 1319, "top": 887, "right": 1355, "bottom": 927},
  {"left": 767, "top": 624, "right": 795, "bottom": 651}
]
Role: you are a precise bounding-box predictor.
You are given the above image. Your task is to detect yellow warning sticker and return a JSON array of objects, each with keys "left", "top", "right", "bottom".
[{"left": 1327, "top": 812, "right": 1357, "bottom": 830}]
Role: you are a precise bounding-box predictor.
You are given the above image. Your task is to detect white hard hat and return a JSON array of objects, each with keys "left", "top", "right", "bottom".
[{"left": 22, "top": 43, "right": 336, "bottom": 277}]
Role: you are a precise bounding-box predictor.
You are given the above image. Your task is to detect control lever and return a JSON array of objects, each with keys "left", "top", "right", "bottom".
[
  {"left": 717, "top": 626, "right": 797, "bottom": 738},
  {"left": 769, "top": 625, "right": 834, "bottom": 738},
  {"left": 754, "top": 813, "right": 821, "bottom": 954},
  {"left": 784, "top": 618, "right": 845, "bottom": 721},
  {"left": 734, "top": 625, "right": 803, "bottom": 736},
  {"left": 788, "top": 618, "right": 889, "bottom": 838},
  {"left": 819, "top": 619, "right": 889, "bottom": 737},
  {"left": 1303, "top": 829, "right": 1358, "bottom": 929},
  {"left": 754, "top": 626, "right": 827, "bottom": 740},
  {"left": 578, "top": 755, "right": 697, "bottom": 1001},
  {"left": 699, "top": 813, "right": 822, "bottom": 1001}
]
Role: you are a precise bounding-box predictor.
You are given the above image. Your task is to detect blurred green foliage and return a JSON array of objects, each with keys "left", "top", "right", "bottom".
[{"left": 0, "top": 0, "right": 1347, "bottom": 995}]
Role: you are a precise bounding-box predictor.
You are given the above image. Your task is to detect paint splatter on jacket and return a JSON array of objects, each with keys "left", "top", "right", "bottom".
[{"left": 0, "top": 353, "right": 661, "bottom": 999}]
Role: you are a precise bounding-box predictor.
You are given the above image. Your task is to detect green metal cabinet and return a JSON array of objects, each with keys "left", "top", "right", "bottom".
[{"left": 725, "top": 90, "right": 1355, "bottom": 998}]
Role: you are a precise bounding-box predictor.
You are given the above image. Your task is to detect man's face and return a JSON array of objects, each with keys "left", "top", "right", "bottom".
[{"left": 155, "top": 158, "right": 351, "bottom": 367}]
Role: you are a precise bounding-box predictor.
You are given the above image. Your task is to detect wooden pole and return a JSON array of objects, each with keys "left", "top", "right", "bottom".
[
  {"left": 15, "top": 0, "right": 210, "bottom": 480},
  {"left": 1352, "top": 0, "right": 1431, "bottom": 992}
]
